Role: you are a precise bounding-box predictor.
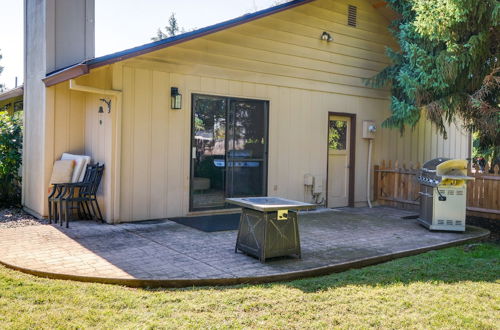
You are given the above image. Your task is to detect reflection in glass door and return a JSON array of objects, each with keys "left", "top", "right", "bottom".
[{"left": 190, "top": 95, "right": 268, "bottom": 211}]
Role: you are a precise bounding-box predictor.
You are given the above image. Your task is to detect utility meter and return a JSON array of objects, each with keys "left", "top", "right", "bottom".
[{"left": 362, "top": 120, "right": 376, "bottom": 139}]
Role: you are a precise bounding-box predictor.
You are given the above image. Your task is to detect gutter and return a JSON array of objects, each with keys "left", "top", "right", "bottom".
[
  {"left": 43, "top": 64, "right": 89, "bottom": 87},
  {"left": 0, "top": 86, "right": 24, "bottom": 101}
]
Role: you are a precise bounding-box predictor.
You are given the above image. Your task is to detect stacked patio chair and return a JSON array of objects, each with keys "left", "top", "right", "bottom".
[{"left": 48, "top": 163, "right": 105, "bottom": 228}]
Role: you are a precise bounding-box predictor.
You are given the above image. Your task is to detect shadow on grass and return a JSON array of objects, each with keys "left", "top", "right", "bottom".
[{"left": 280, "top": 243, "right": 500, "bottom": 293}]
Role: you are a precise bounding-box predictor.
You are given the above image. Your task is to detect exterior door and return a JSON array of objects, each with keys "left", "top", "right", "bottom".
[
  {"left": 226, "top": 99, "right": 268, "bottom": 199},
  {"left": 190, "top": 94, "right": 268, "bottom": 211},
  {"left": 327, "top": 115, "right": 351, "bottom": 207}
]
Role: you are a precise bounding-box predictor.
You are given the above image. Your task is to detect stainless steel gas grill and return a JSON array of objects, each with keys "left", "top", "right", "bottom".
[{"left": 417, "top": 158, "right": 474, "bottom": 231}]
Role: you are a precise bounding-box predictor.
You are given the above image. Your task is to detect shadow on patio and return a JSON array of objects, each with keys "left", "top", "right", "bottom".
[{"left": 0, "top": 207, "right": 490, "bottom": 288}]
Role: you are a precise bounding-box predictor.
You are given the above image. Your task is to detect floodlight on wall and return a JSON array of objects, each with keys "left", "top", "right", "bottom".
[
  {"left": 171, "top": 87, "right": 182, "bottom": 109},
  {"left": 321, "top": 31, "right": 333, "bottom": 42}
]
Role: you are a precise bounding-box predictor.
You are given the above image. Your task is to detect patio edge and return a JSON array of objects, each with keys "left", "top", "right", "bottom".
[{"left": 0, "top": 226, "right": 490, "bottom": 288}]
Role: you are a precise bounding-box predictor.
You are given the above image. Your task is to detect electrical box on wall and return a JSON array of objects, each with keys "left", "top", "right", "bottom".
[
  {"left": 362, "top": 120, "right": 376, "bottom": 139},
  {"left": 313, "top": 176, "right": 323, "bottom": 194},
  {"left": 304, "top": 174, "right": 314, "bottom": 187}
]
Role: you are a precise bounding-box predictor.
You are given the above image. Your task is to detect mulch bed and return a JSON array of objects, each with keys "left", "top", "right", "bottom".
[
  {"left": 0, "top": 208, "right": 46, "bottom": 229},
  {"left": 467, "top": 216, "right": 500, "bottom": 243}
]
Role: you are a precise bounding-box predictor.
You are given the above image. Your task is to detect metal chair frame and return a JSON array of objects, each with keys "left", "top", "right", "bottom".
[{"left": 48, "top": 163, "right": 105, "bottom": 228}]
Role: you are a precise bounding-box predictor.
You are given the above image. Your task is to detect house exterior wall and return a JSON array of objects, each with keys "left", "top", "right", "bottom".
[
  {"left": 41, "top": 0, "right": 470, "bottom": 222},
  {"left": 0, "top": 95, "right": 23, "bottom": 115},
  {"left": 23, "top": 0, "right": 94, "bottom": 218},
  {"left": 111, "top": 0, "right": 469, "bottom": 221},
  {"left": 42, "top": 67, "right": 113, "bottom": 220}
]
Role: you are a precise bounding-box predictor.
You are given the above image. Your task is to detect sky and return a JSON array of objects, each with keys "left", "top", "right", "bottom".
[{"left": 0, "top": 0, "right": 280, "bottom": 90}]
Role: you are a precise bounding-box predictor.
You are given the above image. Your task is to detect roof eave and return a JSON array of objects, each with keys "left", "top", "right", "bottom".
[
  {"left": 0, "top": 86, "right": 24, "bottom": 102},
  {"left": 43, "top": 64, "right": 89, "bottom": 87},
  {"left": 43, "top": 0, "right": 317, "bottom": 87}
]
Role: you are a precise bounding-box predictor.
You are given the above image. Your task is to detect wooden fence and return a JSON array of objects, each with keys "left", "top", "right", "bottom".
[{"left": 374, "top": 160, "right": 500, "bottom": 220}]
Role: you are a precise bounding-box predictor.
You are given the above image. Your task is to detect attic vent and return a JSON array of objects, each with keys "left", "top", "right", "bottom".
[{"left": 348, "top": 5, "right": 357, "bottom": 27}]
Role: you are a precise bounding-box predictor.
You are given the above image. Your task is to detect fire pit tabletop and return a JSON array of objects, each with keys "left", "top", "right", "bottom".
[{"left": 226, "top": 197, "right": 316, "bottom": 212}]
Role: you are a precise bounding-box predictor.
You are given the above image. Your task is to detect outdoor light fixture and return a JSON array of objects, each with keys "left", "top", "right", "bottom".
[
  {"left": 99, "top": 98, "right": 112, "bottom": 113},
  {"left": 171, "top": 87, "right": 182, "bottom": 109},
  {"left": 98, "top": 98, "right": 111, "bottom": 126},
  {"left": 321, "top": 31, "right": 333, "bottom": 42},
  {"left": 98, "top": 105, "right": 104, "bottom": 125}
]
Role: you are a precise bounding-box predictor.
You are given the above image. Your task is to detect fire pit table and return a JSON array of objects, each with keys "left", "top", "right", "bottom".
[{"left": 226, "top": 197, "right": 315, "bottom": 263}]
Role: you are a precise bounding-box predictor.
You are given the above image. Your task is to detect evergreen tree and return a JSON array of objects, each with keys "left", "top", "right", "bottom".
[
  {"left": 151, "top": 13, "right": 181, "bottom": 41},
  {"left": 152, "top": 28, "right": 167, "bottom": 42},
  {"left": 165, "top": 13, "right": 179, "bottom": 37},
  {"left": 367, "top": 0, "right": 499, "bottom": 158},
  {"left": 0, "top": 50, "right": 4, "bottom": 92}
]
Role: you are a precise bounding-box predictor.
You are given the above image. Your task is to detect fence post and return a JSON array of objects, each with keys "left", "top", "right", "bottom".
[{"left": 374, "top": 165, "right": 380, "bottom": 201}]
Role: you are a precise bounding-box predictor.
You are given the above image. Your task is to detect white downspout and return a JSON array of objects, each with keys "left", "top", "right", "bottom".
[
  {"left": 362, "top": 121, "right": 376, "bottom": 209},
  {"left": 367, "top": 139, "right": 373, "bottom": 208}
]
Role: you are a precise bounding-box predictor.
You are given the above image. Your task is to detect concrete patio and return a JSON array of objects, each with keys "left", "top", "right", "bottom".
[{"left": 0, "top": 207, "right": 489, "bottom": 287}]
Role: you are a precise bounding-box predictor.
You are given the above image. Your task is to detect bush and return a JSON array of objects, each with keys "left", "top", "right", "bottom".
[{"left": 0, "top": 111, "right": 22, "bottom": 206}]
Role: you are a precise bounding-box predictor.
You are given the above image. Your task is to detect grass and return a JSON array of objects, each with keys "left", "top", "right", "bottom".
[{"left": 0, "top": 243, "right": 498, "bottom": 329}]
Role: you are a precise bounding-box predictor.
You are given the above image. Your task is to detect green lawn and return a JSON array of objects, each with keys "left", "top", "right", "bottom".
[{"left": 0, "top": 243, "right": 498, "bottom": 329}]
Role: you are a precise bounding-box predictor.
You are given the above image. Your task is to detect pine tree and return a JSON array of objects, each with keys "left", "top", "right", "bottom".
[
  {"left": 165, "top": 13, "right": 179, "bottom": 37},
  {"left": 367, "top": 0, "right": 499, "bottom": 158},
  {"left": 151, "top": 13, "right": 181, "bottom": 41},
  {"left": 0, "top": 50, "right": 4, "bottom": 92},
  {"left": 152, "top": 28, "right": 167, "bottom": 42}
]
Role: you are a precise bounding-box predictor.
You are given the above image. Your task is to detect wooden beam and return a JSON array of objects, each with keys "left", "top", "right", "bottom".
[{"left": 467, "top": 207, "right": 500, "bottom": 215}]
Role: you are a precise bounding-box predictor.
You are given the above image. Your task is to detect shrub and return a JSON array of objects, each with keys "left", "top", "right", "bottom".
[{"left": 0, "top": 111, "right": 22, "bottom": 206}]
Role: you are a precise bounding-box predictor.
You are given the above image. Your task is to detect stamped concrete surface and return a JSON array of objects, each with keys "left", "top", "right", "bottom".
[{"left": 0, "top": 207, "right": 489, "bottom": 286}]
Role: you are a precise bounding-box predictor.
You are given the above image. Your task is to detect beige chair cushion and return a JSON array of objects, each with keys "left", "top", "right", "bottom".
[
  {"left": 61, "top": 153, "right": 91, "bottom": 182},
  {"left": 50, "top": 160, "right": 75, "bottom": 184}
]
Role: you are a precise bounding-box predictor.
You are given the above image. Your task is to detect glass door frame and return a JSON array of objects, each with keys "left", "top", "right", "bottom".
[{"left": 189, "top": 93, "right": 269, "bottom": 212}]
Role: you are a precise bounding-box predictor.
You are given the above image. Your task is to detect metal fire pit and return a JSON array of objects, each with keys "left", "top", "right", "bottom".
[
  {"left": 226, "top": 197, "right": 315, "bottom": 263},
  {"left": 417, "top": 158, "right": 474, "bottom": 231}
]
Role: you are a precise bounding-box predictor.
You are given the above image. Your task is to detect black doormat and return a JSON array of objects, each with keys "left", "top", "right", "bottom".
[{"left": 169, "top": 213, "right": 241, "bottom": 232}]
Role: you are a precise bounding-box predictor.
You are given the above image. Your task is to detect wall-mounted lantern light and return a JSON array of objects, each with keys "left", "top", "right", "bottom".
[
  {"left": 171, "top": 87, "right": 182, "bottom": 110},
  {"left": 320, "top": 31, "right": 333, "bottom": 42}
]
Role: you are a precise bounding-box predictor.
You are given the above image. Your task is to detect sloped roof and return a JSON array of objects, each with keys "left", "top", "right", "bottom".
[
  {"left": 43, "top": 0, "right": 395, "bottom": 87},
  {"left": 0, "top": 86, "right": 23, "bottom": 102}
]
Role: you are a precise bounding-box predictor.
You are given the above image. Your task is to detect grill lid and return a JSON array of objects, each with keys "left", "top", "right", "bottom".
[
  {"left": 418, "top": 158, "right": 474, "bottom": 187},
  {"left": 422, "top": 158, "right": 450, "bottom": 171}
]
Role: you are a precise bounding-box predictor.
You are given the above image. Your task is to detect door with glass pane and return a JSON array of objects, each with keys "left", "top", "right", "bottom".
[
  {"left": 327, "top": 115, "right": 351, "bottom": 207},
  {"left": 190, "top": 95, "right": 268, "bottom": 211}
]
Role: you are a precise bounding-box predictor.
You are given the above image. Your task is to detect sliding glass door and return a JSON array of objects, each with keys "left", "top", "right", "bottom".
[{"left": 190, "top": 94, "right": 268, "bottom": 211}]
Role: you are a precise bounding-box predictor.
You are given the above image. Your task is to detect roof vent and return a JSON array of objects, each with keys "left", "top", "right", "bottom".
[{"left": 348, "top": 5, "right": 357, "bottom": 27}]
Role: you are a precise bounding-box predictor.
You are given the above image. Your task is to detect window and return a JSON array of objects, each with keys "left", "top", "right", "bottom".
[
  {"left": 329, "top": 120, "right": 348, "bottom": 150},
  {"left": 348, "top": 5, "right": 357, "bottom": 27}
]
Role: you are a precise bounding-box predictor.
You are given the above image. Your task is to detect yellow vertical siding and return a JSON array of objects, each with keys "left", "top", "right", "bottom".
[
  {"left": 42, "top": 0, "right": 471, "bottom": 221},
  {"left": 114, "top": 0, "right": 469, "bottom": 219},
  {"left": 31, "top": 67, "right": 113, "bottom": 218}
]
